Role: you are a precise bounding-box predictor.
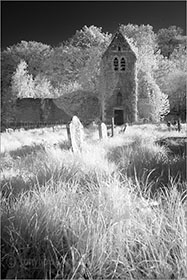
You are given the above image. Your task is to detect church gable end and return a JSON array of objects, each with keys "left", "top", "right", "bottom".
[{"left": 103, "top": 31, "right": 137, "bottom": 58}]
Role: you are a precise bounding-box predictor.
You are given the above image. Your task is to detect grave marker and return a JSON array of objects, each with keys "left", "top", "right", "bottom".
[
  {"left": 111, "top": 117, "right": 114, "bottom": 137},
  {"left": 69, "top": 116, "right": 84, "bottom": 153},
  {"left": 98, "top": 122, "right": 108, "bottom": 140},
  {"left": 66, "top": 123, "right": 71, "bottom": 145}
]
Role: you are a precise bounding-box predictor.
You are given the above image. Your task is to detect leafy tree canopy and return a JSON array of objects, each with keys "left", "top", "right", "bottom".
[
  {"left": 120, "top": 24, "right": 159, "bottom": 73},
  {"left": 156, "top": 26, "right": 184, "bottom": 58},
  {"left": 3, "top": 41, "right": 52, "bottom": 76},
  {"left": 66, "top": 25, "right": 111, "bottom": 49}
]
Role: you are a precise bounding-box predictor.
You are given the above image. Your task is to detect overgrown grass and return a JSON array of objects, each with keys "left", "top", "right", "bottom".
[
  {"left": 106, "top": 132, "right": 186, "bottom": 196},
  {"left": 1, "top": 123, "right": 187, "bottom": 279},
  {"left": 1, "top": 125, "right": 68, "bottom": 154}
]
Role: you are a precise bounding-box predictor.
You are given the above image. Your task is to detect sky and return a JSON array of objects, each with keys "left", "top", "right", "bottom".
[{"left": 1, "top": 1, "right": 186, "bottom": 49}]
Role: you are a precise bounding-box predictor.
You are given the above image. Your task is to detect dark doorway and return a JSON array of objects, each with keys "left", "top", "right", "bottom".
[{"left": 114, "top": 109, "right": 124, "bottom": 125}]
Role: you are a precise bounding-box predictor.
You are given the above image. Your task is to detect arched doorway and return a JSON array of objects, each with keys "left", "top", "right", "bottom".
[{"left": 114, "top": 109, "right": 124, "bottom": 125}]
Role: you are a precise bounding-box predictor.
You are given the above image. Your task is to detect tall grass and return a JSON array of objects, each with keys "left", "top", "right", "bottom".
[
  {"left": 1, "top": 176, "right": 187, "bottom": 278},
  {"left": 1, "top": 123, "right": 187, "bottom": 279},
  {"left": 106, "top": 126, "right": 186, "bottom": 196},
  {"left": 1, "top": 125, "right": 68, "bottom": 154}
]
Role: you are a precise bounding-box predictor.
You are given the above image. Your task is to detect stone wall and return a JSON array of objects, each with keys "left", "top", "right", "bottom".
[
  {"left": 15, "top": 98, "right": 71, "bottom": 123},
  {"left": 16, "top": 98, "right": 41, "bottom": 122},
  {"left": 14, "top": 92, "right": 100, "bottom": 126},
  {"left": 54, "top": 90, "right": 101, "bottom": 125}
]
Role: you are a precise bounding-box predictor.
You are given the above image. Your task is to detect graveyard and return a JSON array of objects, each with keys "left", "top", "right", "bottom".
[
  {"left": 1, "top": 119, "right": 187, "bottom": 279},
  {"left": 1, "top": 0, "right": 186, "bottom": 277}
]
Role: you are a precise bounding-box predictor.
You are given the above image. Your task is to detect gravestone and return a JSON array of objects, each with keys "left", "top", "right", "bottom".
[
  {"left": 66, "top": 123, "right": 71, "bottom": 145},
  {"left": 98, "top": 122, "right": 108, "bottom": 140},
  {"left": 119, "top": 123, "right": 128, "bottom": 134},
  {"left": 69, "top": 116, "right": 84, "bottom": 153},
  {"left": 111, "top": 117, "right": 114, "bottom": 137}
]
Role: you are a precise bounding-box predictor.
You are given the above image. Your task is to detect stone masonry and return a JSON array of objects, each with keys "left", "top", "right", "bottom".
[
  {"left": 15, "top": 98, "right": 71, "bottom": 123},
  {"left": 99, "top": 30, "right": 138, "bottom": 125}
]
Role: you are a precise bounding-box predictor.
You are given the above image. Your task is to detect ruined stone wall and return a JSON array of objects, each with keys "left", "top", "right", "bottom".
[
  {"left": 15, "top": 92, "right": 100, "bottom": 125},
  {"left": 54, "top": 90, "right": 100, "bottom": 125},
  {"left": 15, "top": 98, "right": 71, "bottom": 123},
  {"left": 16, "top": 98, "right": 41, "bottom": 122}
]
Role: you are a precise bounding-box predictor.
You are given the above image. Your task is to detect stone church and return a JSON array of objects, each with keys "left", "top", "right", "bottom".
[
  {"left": 13, "top": 30, "right": 139, "bottom": 126},
  {"left": 99, "top": 30, "right": 138, "bottom": 125}
]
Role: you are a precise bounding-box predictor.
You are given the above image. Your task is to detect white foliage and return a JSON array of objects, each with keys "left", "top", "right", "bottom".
[
  {"left": 147, "top": 75, "right": 170, "bottom": 121},
  {"left": 11, "top": 60, "right": 59, "bottom": 98},
  {"left": 11, "top": 60, "right": 35, "bottom": 98},
  {"left": 34, "top": 74, "right": 54, "bottom": 98},
  {"left": 138, "top": 72, "right": 170, "bottom": 121}
]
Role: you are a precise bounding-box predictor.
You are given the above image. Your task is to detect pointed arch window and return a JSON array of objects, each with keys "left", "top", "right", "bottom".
[
  {"left": 117, "top": 92, "right": 122, "bottom": 106},
  {"left": 113, "top": 57, "right": 119, "bottom": 71},
  {"left": 120, "top": 57, "right": 126, "bottom": 71}
]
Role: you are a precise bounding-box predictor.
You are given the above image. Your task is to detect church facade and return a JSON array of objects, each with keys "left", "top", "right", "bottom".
[
  {"left": 11, "top": 30, "right": 140, "bottom": 127},
  {"left": 99, "top": 30, "right": 138, "bottom": 125}
]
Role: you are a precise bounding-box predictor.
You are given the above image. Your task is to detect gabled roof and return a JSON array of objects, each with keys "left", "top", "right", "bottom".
[{"left": 102, "top": 30, "right": 138, "bottom": 58}]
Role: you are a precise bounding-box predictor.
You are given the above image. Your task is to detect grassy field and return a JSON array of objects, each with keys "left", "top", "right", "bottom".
[{"left": 1, "top": 123, "right": 187, "bottom": 279}]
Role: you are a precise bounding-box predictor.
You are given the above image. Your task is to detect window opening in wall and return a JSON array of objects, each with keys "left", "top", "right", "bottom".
[
  {"left": 117, "top": 92, "right": 122, "bottom": 105},
  {"left": 120, "top": 57, "right": 126, "bottom": 71},
  {"left": 113, "top": 57, "right": 119, "bottom": 71},
  {"left": 118, "top": 46, "right": 121, "bottom": 51}
]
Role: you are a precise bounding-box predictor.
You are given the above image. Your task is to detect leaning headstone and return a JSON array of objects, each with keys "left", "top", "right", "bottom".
[
  {"left": 98, "top": 122, "right": 108, "bottom": 140},
  {"left": 66, "top": 123, "right": 72, "bottom": 145},
  {"left": 119, "top": 123, "right": 128, "bottom": 134},
  {"left": 69, "top": 116, "right": 84, "bottom": 154}
]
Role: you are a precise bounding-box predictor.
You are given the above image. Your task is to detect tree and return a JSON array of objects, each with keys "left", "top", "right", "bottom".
[
  {"left": 154, "top": 54, "right": 176, "bottom": 93},
  {"left": 78, "top": 46, "right": 103, "bottom": 92},
  {"left": 1, "top": 87, "right": 16, "bottom": 126},
  {"left": 67, "top": 25, "right": 111, "bottom": 49},
  {"left": 147, "top": 75, "right": 170, "bottom": 121},
  {"left": 164, "top": 70, "right": 186, "bottom": 119},
  {"left": 43, "top": 45, "right": 86, "bottom": 88},
  {"left": 44, "top": 26, "right": 111, "bottom": 93},
  {"left": 1, "top": 40, "right": 52, "bottom": 100},
  {"left": 1, "top": 51, "right": 20, "bottom": 124},
  {"left": 170, "top": 45, "right": 187, "bottom": 72},
  {"left": 138, "top": 72, "right": 170, "bottom": 121},
  {"left": 11, "top": 60, "right": 57, "bottom": 99},
  {"left": 154, "top": 41, "right": 186, "bottom": 120},
  {"left": 1, "top": 41, "right": 53, "bottom": 123},
  {"left": 157, "top": 26, "right": 184, "bottom": 58},
  {"left": 11, "top": 60, "right": 35, "bottom": 98},
  {"left": 34, "top": 74, "right": 54, "bottom": 98},
  {"left": 69, "top": 26, "right": 111, "bottom": 92},
  {"left": 120, "top": 24, "right": 158, "bottom": 74},
  {"left": 4, "top": 41, "right": 52, "bottom": 76}
]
